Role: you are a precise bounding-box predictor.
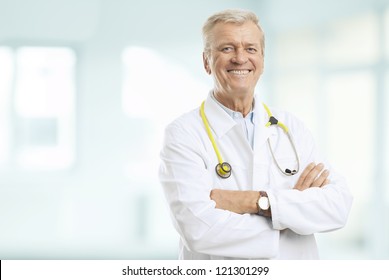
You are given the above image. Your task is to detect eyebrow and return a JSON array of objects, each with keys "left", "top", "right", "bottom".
[{"left": 215, "top": 41, "right": 260, "bottom": 48}]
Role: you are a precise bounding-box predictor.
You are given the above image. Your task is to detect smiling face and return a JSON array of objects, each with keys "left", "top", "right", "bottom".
[{"left": 203, "top": 21, "right": 264, "bottom": 102}]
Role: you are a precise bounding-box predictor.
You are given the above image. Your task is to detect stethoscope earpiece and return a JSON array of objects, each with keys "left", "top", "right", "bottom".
[
  {"left": 216, "top": 162, "right": 232, "bottom": 179},
  {"left": 285, "top": 169, "right": 297, "bottom": 176}
]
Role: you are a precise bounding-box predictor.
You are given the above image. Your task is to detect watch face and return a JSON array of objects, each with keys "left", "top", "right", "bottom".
[{"left": 259, "top": 197, "right": 269, "bottom": 210}]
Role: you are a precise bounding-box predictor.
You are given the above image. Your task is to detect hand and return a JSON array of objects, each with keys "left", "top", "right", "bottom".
[
  {"left": 210, "top": 189, "right": 259, "bottom": 214},
  {"left": 293, "top": 162, "right": 330, "bottom": 191}
]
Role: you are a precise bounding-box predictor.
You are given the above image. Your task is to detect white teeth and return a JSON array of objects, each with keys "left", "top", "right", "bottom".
[{"left": 228, "top": 70, "right": 250, "bottom": 75}]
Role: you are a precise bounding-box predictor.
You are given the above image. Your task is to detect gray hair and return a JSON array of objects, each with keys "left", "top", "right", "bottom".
[{"left": 202, "top": 9, "right": 265, "bottom": 57}]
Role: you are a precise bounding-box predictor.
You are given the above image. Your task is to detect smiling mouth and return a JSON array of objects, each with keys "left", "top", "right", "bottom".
[{"left": 227, "top": 70, "right": 251, "bottom": 75}]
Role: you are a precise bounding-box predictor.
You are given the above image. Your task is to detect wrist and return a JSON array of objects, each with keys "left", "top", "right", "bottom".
[
  {"left": 257, "top": 191, "right": 272, "bottom": 217},
  {"left": 245, "top": 191, "right": 263, "bottom": 214}
]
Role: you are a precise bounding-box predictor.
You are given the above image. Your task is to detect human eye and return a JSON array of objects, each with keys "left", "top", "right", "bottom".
[
  {"left": 221, "top": 46, "right": 234, "bottom": 53},
  {"left": 247, "top": 47, "right": 258, "bottom": 54}
]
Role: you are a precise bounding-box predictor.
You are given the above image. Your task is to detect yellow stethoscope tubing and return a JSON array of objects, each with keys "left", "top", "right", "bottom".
[
  {"left": 263, "top": 103, "right": 288, "bottom": 133},
  {"left": 200, "top": 100, "right": 300, "bottom": 177},
  {"left": 200, "top": 101, "right": 223, "bottom": 164},
  {"left": 200, "top": 101, "right": 231, "bottom": 177}
]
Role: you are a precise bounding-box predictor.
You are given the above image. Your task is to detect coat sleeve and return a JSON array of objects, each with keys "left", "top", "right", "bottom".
[
  {"left": 159, "top": 121, "right": 279, "bottom": 259},
  {"left": 268, "top": 116, "right": 353, "bottom": 235}
]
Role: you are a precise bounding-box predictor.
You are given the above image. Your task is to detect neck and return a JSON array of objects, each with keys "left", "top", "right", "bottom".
[{"left": 213, "top": 91, "right": 254, "bottom": 117}]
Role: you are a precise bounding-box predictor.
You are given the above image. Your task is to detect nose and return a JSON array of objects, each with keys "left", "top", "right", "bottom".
[{"left": 231, "top": 49, "right": 248, "bottom": 64}]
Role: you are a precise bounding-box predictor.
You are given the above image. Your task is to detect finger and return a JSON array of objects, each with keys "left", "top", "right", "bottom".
[
  {"left": 209, "top": 189, "right": 220, "bottom": 200},
  {"left": 294, "top": 162, "right": 316, "bottom": 190},
  {"left": 311, "top": 169, "right": 329, "bottom": 188},
  {"left": 300, "top": 163, "right": 324, "bottom": 189}
]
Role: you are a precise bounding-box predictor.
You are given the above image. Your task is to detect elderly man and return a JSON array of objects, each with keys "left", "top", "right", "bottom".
[{"left": 159, "top": 9, "right": 352, "bottom": 259}]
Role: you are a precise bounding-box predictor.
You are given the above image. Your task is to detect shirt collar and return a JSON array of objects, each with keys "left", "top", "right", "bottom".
[
  {"left": 210, "top": 92, "right": 255, "bottom": 124},
  {"left": 204, "top": 91, "right": 272, "bottom": 140}
]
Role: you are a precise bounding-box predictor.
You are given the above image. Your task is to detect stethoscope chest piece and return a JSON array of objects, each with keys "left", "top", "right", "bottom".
[{"left": 216, "top": 162, "right": 232, "bottom": 179}]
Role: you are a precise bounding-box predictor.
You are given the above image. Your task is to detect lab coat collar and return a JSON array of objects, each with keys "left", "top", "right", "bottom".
[
  {"left": 204, "top": 93, "right": 236, "bottom": 138},
  {"left": 203, "top": 92, "right": 274, "bottom": 145}
]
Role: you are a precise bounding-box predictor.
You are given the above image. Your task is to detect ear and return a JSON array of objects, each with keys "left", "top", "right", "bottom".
[{"left": 202, "top": 52, "right": 211, "bottom": 75}]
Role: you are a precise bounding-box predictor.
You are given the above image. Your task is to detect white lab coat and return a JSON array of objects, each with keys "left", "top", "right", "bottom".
[{"left": 159, "top": 93, "right": 352, "bottom": 259}]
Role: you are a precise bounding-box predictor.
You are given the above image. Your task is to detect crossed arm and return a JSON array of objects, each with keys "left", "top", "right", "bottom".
[{"left": 210, "top": 162, "right": 330, "bottom": 216}]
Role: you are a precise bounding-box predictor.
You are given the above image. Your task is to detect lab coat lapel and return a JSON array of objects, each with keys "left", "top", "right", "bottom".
[
  {"left": 203, "top": 93, "right": 252, "bottom": 179},
  {"left": 203, "top": 94, "right": 236, "bottom": 139},
  {"left": 253, "top": 101, "right": 275, "bottom": 152}
]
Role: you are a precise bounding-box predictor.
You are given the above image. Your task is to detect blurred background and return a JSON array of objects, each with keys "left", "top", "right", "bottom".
[{"left": 0, "top": 0, "right": 388, "bottom": 259}]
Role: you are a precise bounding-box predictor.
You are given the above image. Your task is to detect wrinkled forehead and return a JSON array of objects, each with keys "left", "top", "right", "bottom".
[{"left": 208, "top": 21, "right": 263, "bottom": 46}]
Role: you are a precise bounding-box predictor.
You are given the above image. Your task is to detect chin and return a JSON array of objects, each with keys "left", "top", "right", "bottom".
[{"left": 229, "top": 86, "right": 254, "bottom": 95}]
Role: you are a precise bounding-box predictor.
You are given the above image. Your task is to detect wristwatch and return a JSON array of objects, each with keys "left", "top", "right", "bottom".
[{"left": 257, "top": 191, "right": 270, "bottom": 216}]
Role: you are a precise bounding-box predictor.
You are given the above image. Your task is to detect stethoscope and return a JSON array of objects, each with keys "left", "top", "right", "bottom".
[{"left": 200, "top": 101, "right": 300, "bottom": 179}]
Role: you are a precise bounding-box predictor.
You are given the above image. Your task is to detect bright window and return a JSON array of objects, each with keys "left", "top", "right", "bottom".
[
  {"left": 324, "top": 13, "right": 379, "bottom": 66},
  {"left": 0, "top": 46, "right": 76, "bottom": 170},
  {"left": 121, "top": 46, "right": 208, "bottom": 181},
  {"left": 122, "top": 46, "right": 208, "bottom": 123}
]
